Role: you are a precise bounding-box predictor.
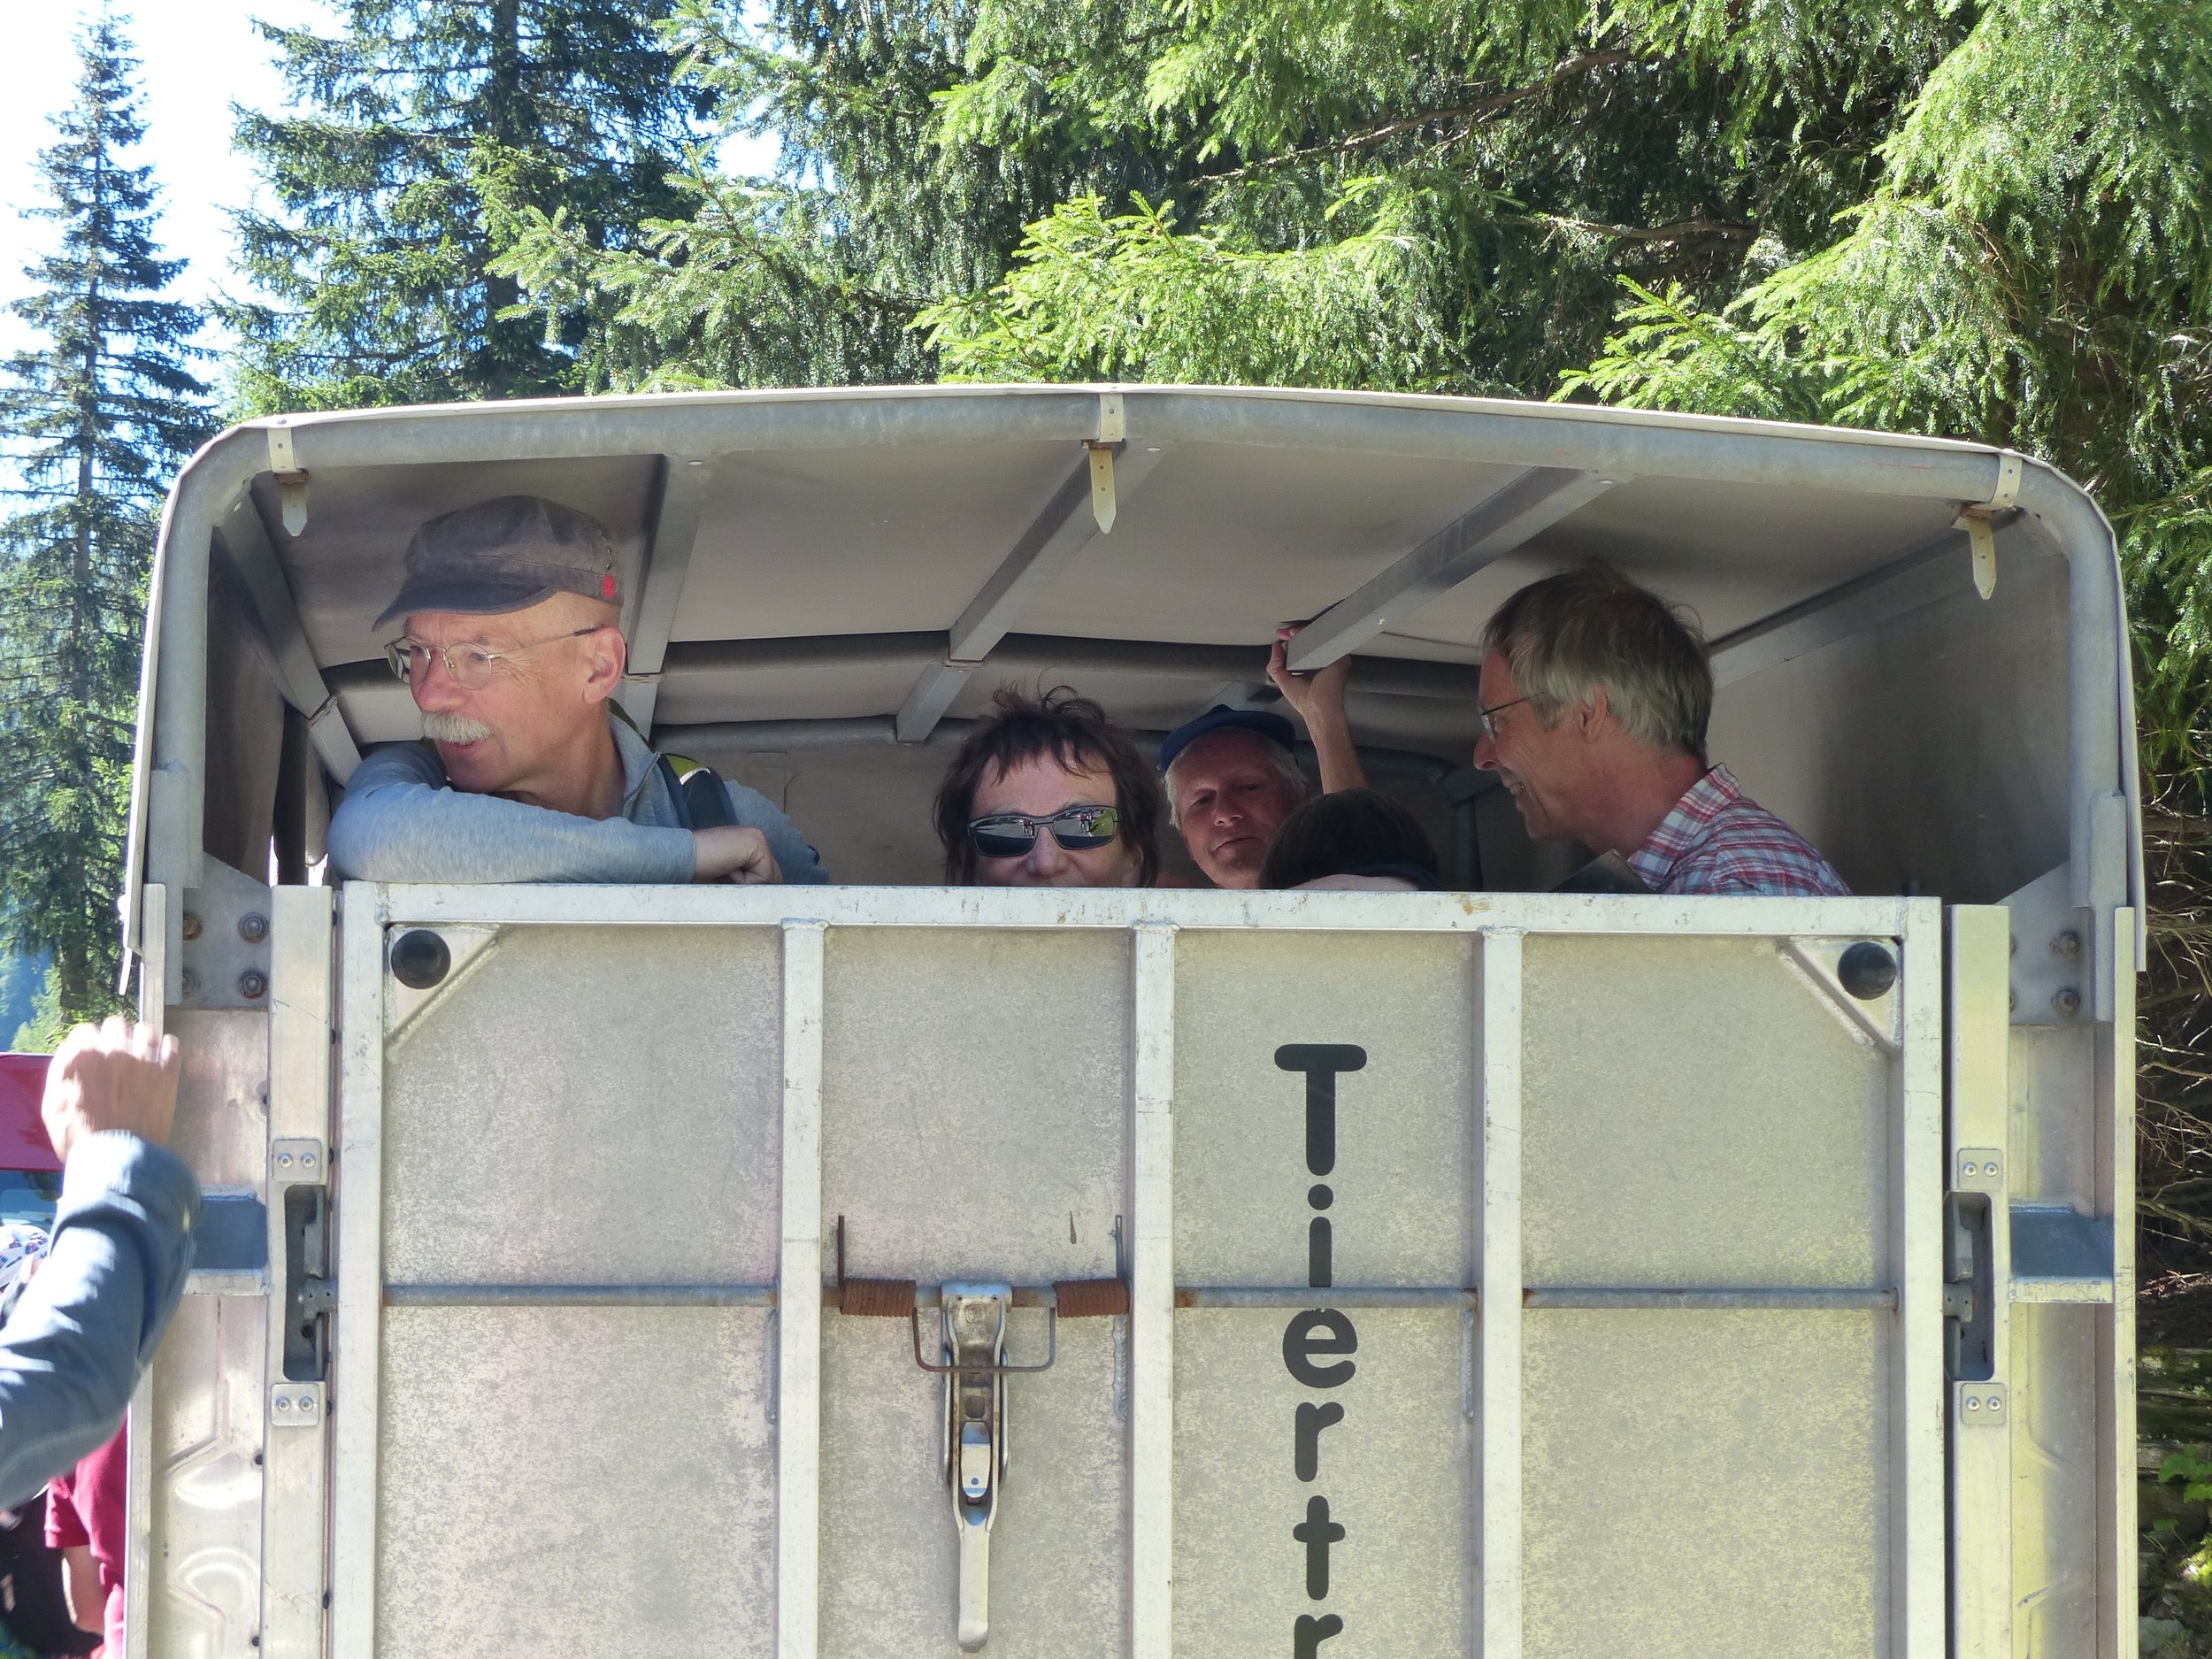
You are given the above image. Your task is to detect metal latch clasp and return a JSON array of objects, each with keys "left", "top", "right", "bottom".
[{"left": 935, "top": 1284, "right": 1019, "bottom": 1651}]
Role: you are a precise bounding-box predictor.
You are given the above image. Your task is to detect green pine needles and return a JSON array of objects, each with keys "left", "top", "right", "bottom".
[
  {"left": 0, "top": 12, "right": 210, "bottom": 1021},
  {"left": 227, "top": 0, "right": 710, "bottom": 411}
]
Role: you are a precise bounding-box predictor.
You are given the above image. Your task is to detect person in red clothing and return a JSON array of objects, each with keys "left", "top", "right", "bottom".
[{"left": 45, "top": 1424, "right": 124, "bottom": 1656}]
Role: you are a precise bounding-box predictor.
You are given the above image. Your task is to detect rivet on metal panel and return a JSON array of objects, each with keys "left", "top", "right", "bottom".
[
  {"left": 269, "top": 1381, "right": 324, "bottom": 1426},
  {"left": 180, "top": 911, "right": 203, "bottom": 942},
  {"left": 1955, "top": 1148, "right": 2003, "bottom": 1191},
  {"left": 272, "top": 1138, "right": 326, "bottom": 1187},
  {"left": 238, "top": 970, "right": 267, "bottom": 1001},
  {"left": 2052, "top": 987, "right": 2082, "bottom": 1017},
  {"left": 180, "top": 967, "right": 199, "bottom": 1001},
  {"left": 1954, "top": 1380, "right": 2008, "bottom": 1425},
  {"left": 2050, "top": 930, "right": 2080, "bottom": 959},
  {"left": 238, "top": 911, "right": 269, "bottom": 944}
]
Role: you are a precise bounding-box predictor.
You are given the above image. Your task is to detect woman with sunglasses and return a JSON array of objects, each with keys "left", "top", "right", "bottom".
[{"left": 933, "top": 686, "right": 1164, "bottom": 887}]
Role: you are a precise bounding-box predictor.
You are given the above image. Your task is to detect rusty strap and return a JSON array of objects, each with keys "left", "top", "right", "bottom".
[
  {"left": 838, "top": 1277, "right": 918, "bottom": 1317},
  {"left": 1051, "top": 1277, "right": 1131, "bottom": 1318}
]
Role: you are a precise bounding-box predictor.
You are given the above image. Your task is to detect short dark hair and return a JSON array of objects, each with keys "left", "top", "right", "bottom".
[
  {"left": 1260, "top": 788, "right": 1440, "bottom": 889},
  {"left": 1482, "top": 564, "right": 1711, "bottom": 761},
  {"left": 933, "top": 685, "right": 1164, "bottom": 884}
]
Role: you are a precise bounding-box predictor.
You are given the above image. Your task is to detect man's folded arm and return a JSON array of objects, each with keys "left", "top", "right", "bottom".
[
  {"left": 0, "top": 1134, "right": 198, "bottom": 1509},
  {"left": 722, "top": 780, "right": 832, "bottom": 885},
  {"left": 329, "top": 743, "right": 696, "bottom": 884}
]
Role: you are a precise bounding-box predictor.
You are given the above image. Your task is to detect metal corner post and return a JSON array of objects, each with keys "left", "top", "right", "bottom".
[{"left": 1946, "top": 905, "right": 2014, "bottom": 1659}]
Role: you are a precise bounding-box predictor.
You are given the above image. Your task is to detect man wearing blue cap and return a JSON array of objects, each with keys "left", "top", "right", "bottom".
[
  {"left": 1157, "top": 631, "right": 1366, "bottom": 888},
  {"left": 328, "top": 495, "right": 828, "bottom": 886}
]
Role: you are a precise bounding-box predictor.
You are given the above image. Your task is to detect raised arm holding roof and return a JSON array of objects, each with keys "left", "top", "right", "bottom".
[
  {"left": 1265, "top": 625, "right": 1369, "bottom": 795},
  {"left": 326, "top": 496, "right": 827, "bottom": 887}
]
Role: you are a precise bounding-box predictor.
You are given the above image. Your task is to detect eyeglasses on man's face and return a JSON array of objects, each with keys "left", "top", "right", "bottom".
[
  {"left": 1477, "top": 693, "right": 1534, "bottom": 743},
  {"left": 384, "top": 626, "right": 604, "bottom": 689},
  {"left": 967, "top": 803, "right": 1121, "bottom": 859}
]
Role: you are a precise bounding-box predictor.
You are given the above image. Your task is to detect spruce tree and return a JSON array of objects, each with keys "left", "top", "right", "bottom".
[
  {"left": 0, "top": 12, "right": 208, "bottom": 1020},
  {"left": 228, "top": 0, "right": 710, "bottom": 411}
]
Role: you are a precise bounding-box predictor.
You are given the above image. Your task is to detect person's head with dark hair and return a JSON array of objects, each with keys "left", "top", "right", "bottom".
[
  {"left": 1259, "top": 788, "right": 1440, "bottom": 891},
  {"left": 933, "top": 686, "right": 1163, "bottom": 887}
]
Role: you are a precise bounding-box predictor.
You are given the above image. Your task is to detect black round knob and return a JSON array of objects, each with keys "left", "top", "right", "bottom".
[
  {"left": 1838, "top": 941, "right": 1898, "bottom": 1001},
  {"left": 389, "top": 928, "right": 451, "bottom": 990}
]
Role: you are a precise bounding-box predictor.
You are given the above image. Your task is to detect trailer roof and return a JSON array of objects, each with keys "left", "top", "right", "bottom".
[{"left": 131, "top": 385, "right": 2142, "bottom": 985}]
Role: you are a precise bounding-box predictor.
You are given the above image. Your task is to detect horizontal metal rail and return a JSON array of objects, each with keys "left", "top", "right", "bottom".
[
  {"left": 385, "top": 1283, "right": 777, "bottom": 1309},
  {"left": 1525, "top": 1286, "right": 1897, "bottom": 1311},
  {"left": 384, "top": 1281, "right": 1898, "bottom": 1312},
  {"left": 1176, "top": 1286, "right": 1477, "bottom": 1310}
]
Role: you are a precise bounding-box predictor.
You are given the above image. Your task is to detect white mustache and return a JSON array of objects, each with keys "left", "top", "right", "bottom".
[{"left": 421, "top": 711, "right": 494, "bottom": 744}]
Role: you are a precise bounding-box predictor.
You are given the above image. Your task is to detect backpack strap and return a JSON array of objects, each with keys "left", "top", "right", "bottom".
[{"left": 657, "top": 753, "right": 735, "bottom": 831}]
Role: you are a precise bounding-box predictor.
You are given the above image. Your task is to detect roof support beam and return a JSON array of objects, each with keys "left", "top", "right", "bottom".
[
  {"left": 618, "top": 454, "right": 715, "bottom": 734},
  {"left": 1284, "top": 467, "right": 1618, "bottom": 672},
  {"left": 895, "top": 442, "right": 1166, "bottom": 741},
  {"left": 218, "top": 493, "right": 362, "bottom": 782},
  {"left": 1709, "top": 531, "right": 1965, "bottom": 689}
]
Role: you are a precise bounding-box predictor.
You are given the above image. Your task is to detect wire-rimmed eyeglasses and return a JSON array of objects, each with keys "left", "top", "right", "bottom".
[
  {"left": 384, "top": 626, "right": 603, "bottom": 689},
  {"left": 1477, "top": 693, "right": 1533, "bottom": 742}
]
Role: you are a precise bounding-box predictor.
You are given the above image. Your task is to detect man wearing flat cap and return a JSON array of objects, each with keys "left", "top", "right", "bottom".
[{"left": 328, "top": 495, "right": 828, "bottom": 886}]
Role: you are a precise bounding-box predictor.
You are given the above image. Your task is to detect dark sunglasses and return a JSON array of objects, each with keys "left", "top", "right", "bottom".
[{"left": 967, "top": 803, "right": 1121, "bottom": 858}]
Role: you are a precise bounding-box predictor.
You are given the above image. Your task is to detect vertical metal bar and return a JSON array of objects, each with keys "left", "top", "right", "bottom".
[
  {"left": 120, "top": 883, "right": 166, "bottom": 1659},
  {"left": 1897, "top": 907, "right": 1947, "bottom": 1657},
  {"left": 778, "top": 921, "right": 827, "bottom": 1659},
  {"left": 265, "top": 887, "right": 335, "bottom": 1659},
  {"left": 1478, "top": 930, "right": 1523, "bottom": 1658},
  {"left": 330, "top": 886, "right": 388, "bottom": 1659},
  {"left": 2102, "top": 908, "right": 2139, "bottom": 1658},
  {"left": 1129, "top": 923, "right": 1177, "bottom": 1659},
  {"left": 121, "top": 1371, "right": 152, "bottom": 1659},
  {"left": 1947, "top": 906, "right": 2012, "bottom": 1659}
]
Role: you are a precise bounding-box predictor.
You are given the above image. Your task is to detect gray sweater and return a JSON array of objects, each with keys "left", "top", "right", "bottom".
[{"left": 327, "top": 718, "right": 830, "bottom": 885}]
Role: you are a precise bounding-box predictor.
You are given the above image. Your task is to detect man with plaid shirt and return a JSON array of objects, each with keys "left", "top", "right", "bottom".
[{"left": 1472, "top": 566, "right": 1847, "bottom": 897}]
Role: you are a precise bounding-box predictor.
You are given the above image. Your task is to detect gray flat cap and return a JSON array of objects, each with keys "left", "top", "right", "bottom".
[{"left": 375, "top": 495, "right": 619, "bottom": 628}]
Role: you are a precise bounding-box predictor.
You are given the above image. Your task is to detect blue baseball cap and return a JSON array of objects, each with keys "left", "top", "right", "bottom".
[{"left": 1157, "top": 706, "right": 1298, "bottom": 773}]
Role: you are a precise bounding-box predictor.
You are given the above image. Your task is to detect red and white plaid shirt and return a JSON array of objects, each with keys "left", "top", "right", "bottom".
[{"left": 1626, "top": 764, "right": 1850, "bottom": 897}]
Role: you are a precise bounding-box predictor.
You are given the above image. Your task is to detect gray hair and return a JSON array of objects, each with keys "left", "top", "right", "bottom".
[
  {"left": 1164, "top": 729, "right": 1313, "bottom": 828},
  {"left": 1481, "top": 565, "right": 1711, "bottom": 761}
]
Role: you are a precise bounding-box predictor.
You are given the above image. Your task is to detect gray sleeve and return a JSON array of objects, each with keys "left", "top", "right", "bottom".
[
  {"left": 328, "top": 743, "right": 698, "bottom": 885},
  {"left": 0, "top": 1135, "right": 198, "bottom": 1509},
  {"left": 721, "top": 780, "right": 833, "bottom": 885}
]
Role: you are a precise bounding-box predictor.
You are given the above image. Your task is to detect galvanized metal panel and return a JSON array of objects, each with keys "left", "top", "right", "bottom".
[
  {"left": 1519, "top": 933, "right": 1890, "bottom": 1290},
  {"left": 1171, "top": 1310, "right": 1470, "bottom": 1655},
  {"left": 816, "top": 926, "right": 1131, "bottom": 1654},
  {"left": 150, "top": 1009, "right": 273, "bottom": 1659},
  {"left": 379, "top": 924, "right": 782, "bottom": 1286},
  {"left": 1521, "top": 1310, "right": 1887, "bottom": 1657},
  {"left": 373, "top": 1305, "right": 776, "bottom": 1657},
  {"left": 220, "top": 887, "right": 2091, "bottom": 1659}
]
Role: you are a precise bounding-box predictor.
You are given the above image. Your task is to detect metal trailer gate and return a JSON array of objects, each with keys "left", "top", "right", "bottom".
[{"left": 135, "top": 879, "right": 2135, "bottom": 1658}]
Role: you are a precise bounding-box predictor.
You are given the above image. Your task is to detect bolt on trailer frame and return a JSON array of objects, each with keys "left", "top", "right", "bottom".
[{"left": 119, "top": 386, "right": 2139, "bottom": 1658}]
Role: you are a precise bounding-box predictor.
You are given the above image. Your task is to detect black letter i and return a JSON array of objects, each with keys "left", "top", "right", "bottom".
[{"left": 1309, "top": 1217, "right": 1332, "bottom": 1287}]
